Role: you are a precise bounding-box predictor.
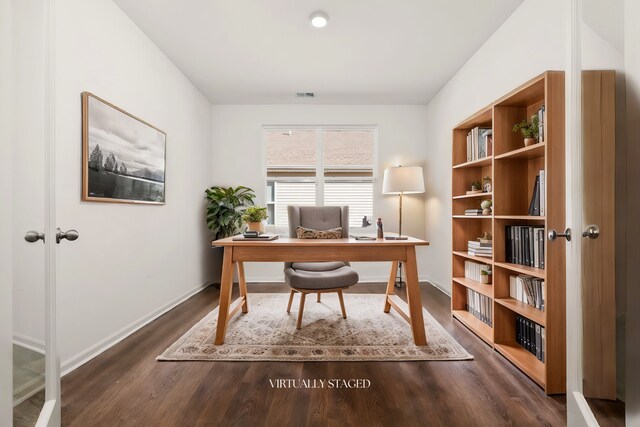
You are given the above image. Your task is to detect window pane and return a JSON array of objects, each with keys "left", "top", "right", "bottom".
[
  {"left": 324, "top": 182, "right": 373, "bottom": 228},
  {"left": 266, "top": 130, "right": 316, "bottom": 177},
  {"left": 273, "top": 181, "right": 316, "bottom": 227},
  {"left": 323, "top": 130, "right": 374, "bottom": 177}
]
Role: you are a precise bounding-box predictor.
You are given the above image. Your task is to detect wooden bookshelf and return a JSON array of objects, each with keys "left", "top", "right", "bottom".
[{"left": 451, "top": 71, "right": 565, "bottom": 394}]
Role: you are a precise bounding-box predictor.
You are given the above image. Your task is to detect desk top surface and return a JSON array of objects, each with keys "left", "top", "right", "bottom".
[{"left": 212, "top": 236, "right": 429, "bottom": 247}]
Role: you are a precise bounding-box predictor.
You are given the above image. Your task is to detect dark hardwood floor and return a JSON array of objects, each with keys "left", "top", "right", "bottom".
[{"left": 61, "top": 282, "right": 573, "bottom": 426}]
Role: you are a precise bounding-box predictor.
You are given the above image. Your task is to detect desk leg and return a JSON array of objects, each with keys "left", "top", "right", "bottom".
[
  {"left": 405, "top": 246, "right": 427, "bottom": 345},
  {"left": 384, "top": 261, "right": 399, "bottom": 313},
  {"left": 237, "top": 261, "right": 248, "bottom": 313},
  {"left": 214, "top": 246, "right": 234, "bottom": 345}
]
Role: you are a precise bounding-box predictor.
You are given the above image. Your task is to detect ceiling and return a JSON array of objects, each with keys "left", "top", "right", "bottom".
[{"left": 113, "top": 0, "right": 524, "bottom": 105}]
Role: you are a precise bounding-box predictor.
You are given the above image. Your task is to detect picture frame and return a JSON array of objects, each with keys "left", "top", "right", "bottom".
[{"left": 81, "top": 92, "right": 166, "bottom": 204}]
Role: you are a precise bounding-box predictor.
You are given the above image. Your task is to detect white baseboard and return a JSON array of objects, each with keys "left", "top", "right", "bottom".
[
  {"left": 425, "top": 278, "right": 451, "bottom": 296},
  {"left": 13, "top": 333, "right": 46, "bottom": 355},
  {"left": 61, "top": 282, "right": 210, "bottom": 376}
]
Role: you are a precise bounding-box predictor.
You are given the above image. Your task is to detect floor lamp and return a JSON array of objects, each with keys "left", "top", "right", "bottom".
[{"left": 382, "top": 165, "right": 425, "bottom": 286}]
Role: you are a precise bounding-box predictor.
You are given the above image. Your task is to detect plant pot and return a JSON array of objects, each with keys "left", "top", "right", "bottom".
[
  {"left": 524, "top": 137, "right": 538, "bottom": 147},
  {"left": 247, "top": 221, "right": 264, "bottom": 233},
  {"left": 480, "top": 275, "right": 491, "bottom": 284}
]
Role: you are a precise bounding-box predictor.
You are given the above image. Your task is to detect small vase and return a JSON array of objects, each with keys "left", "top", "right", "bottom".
[
  {"left": 247, "top": 221, "right": 264, "bottom": 233},
  {"left": 524, "top": 137, "right": 538, "bottom": 147},
  {"left": 481, "top": 275, "right": 491, "bottom": 284}
]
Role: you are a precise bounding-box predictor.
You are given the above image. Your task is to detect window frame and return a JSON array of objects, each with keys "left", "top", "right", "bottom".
[{"left": 262, "top": 125, "right": 378, "bottom": 230}]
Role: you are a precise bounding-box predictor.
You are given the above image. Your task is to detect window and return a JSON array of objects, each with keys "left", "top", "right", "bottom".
[{"left": 265, "top": 127, "right": 376, "bottom": 228}]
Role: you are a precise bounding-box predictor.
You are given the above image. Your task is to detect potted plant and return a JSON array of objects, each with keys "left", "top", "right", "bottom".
[
  {"left": 205, "top": 185, "right": 256, "bottom": 285},
  {"left": 480, "top": 267, "right": 492, "bottom": 284},
  {"left": 468, "top": 181, "right": 482, "bottom": 194},
  {"left": 241, "top": 206, "right": 268, "bottom": 233},
  {"left": 512, "top": 114, "right": 540, "bottom": 146}
]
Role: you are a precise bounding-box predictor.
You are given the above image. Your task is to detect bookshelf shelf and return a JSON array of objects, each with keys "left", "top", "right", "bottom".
[
  {"left": 452, "top": 192, "right": 492, "bottom": 200},
  {"left": 494, "top": 262, "right": 546, "bottom": 279},
  {"left": 452, "top": 310, "right": 493, "bottom": 346},
  {"left": 453, "top": 157, "right": 492, "bottom": 169},
  {"left": 494, "top": 342, "right": 546, "bottom": 388},
  {"left": 494, "top": 215, "right": 545, "bottom": 220},
  {"left": 452, "top": 251, "right": 493, "bottom": 264},
  {"left": 451, "top": 71, "right": 565, "bottom": 394},
  {"left": 494, "top": 143, "right": 546, "bottom": 160},
  {"left": 495, "top": 298, "right": 545, "bottom": 326},
  {"left": 453, "top": 277, "right": 493, "bottom": 298}
]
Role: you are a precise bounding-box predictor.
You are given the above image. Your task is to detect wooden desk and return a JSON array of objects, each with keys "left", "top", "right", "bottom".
[{"left": 211, "top": 236, "right": 430, "bottom": 346}]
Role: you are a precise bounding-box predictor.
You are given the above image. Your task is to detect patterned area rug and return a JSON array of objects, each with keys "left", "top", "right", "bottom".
[{"left": 158, "top": 293, "right": 473, "bottom": 362}]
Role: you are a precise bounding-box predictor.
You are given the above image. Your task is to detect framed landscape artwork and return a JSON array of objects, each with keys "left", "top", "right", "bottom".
[{"left": 82, "top": 92, "right": 166, "bottom": 204}]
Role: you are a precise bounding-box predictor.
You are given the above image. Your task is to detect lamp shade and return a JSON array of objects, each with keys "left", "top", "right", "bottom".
[{"left": 382, "top": 166, "right": 425, "bottom": 194}]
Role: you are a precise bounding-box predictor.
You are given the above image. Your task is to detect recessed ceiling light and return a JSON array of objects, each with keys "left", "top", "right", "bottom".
[{"left": 310, "top": 11, "right": 329, "bottom": 28}]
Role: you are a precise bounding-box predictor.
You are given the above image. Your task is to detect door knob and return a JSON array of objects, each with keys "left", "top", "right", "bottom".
[
  {"left": 24, "top": 231, "right": 45, "bottom": 243},
  {"left": 582, "top": 224, "right": 600, "bottom": 239},
  {"left": 56, "top": 228, "right": 79, "bottom": 244},
  {"left": 548, "top": 228, "right": 571, "bottom": 241}
]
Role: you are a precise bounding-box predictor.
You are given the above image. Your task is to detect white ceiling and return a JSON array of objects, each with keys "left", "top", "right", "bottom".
[{"left": 113, "top": 0, "right": 524, "bottom": 105}]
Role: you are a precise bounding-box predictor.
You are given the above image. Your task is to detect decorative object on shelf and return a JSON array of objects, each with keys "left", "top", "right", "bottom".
[
  {"left": 361, "top": 215, "right": 372, "bottom": 228},
  {"left": 382, "top": 165, "right": 425, "bottom": 240},
  {"left": 205, "top": 186, "right": 256, "bottom": 240},
  {"left": 242, "top": 206, "right": 268, "bottom": 233},
  {"left": 480, "top": 199, "right": 492, "bottom": 216},
  {"left": 376, "top": 218, "right": 384, "bottom": 239},
  {"left": 479, "top": 232, "right": 492, "bottom": 244},
  {"left": 512, "top": 114, "right": 540, "bottom": 147},
  {"left": 480, "top": 267, "right": 492, "bottom": 284},
  {"left": 467, "top": 180, "right": 482, "bottom": 195},
  {"left": 483, "top": 176, "right": 492, "bottom": 193},
  {"left": 82, "top": 92, "right": 166, "bottom": 204}
]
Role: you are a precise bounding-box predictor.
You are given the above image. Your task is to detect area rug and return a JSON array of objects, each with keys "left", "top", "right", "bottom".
[{"left": 157, "top": 293, "right": 473, "bottom": 362}]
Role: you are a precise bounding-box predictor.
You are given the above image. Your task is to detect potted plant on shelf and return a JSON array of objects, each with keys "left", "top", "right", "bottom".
[
  {"left": 468, "top": 181, "right": 482, "bottom": 195},
  {"left": 241, "top": 206, "right": 268, "bottom": 233},
  {"left": 512, "top": 114, "right": 540, "bottom": 147},
  {"left": 480, "top": 267, "right": 492, "bottom": 284},
  {"left": 205, "top": 185, "right": 256, "bottom": 285}
]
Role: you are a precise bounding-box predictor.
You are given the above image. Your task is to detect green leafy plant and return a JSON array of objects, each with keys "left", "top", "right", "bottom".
[
  {"left": 205, "top": 186, "right": 256, "bottom": 239},
  {"left": 471, "top": 181, "right": 482, "bottom": 191},
  {"left": 512, "top": 115, "right": 540, "bottom": 139},
  {"left": 241, "top": 206, "right": 268, "bottom": 223}
]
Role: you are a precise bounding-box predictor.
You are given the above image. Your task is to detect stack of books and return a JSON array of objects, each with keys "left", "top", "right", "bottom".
[
  {"left": 509, "top": 275, "right": 545, "bottom": 311},
  {"left": 464, "top": 260, "right": 491, "bottom": 282},
  {"left": 516, "top": 315, "right": 545, "bottom": 362},
  {"left": 464, "top": 209, "right": 484, "bottom": 216},
  {"left": 466, "top": 289, "right": 492, "bottom": 326},
  {"left": 467, "top": 240, "right": 492, "bottom": 258}
]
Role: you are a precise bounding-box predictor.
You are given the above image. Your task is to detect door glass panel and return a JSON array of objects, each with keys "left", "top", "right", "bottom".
[
  {"left": 12, "top": 0, "right": 47, "bottom": 424},
  {"left": 580, "top": 0, "right": 625, "bottom": 421}
]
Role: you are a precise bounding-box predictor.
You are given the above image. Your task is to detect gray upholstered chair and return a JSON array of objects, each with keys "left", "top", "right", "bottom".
[{"left": 284, "top": 205, "right": 359, "bottom": 329}]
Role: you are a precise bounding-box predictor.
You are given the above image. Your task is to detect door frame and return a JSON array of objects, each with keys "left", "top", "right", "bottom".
[{"left": 565, "top": 0, "right": 600, "bottom": 425}]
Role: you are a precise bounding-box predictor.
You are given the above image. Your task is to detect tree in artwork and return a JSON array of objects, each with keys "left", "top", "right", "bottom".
[
  {"left": 119, "top": 163, "right": 127, "bottom": 175},
  {"left": 104, "top": 153, "right": 117, "bottom": 173},
  {"left": 88, "top": 144, "right": 104, "bottom": 171}
]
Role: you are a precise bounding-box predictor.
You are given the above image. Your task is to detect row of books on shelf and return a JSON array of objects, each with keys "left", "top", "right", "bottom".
[
  {"left": 516, "top": 315, "right": 545, "bottom": 362},
  {"left": 468, "top": 240, "right": 492, "bottom": 258},
  {"left": 466, "top": 289, "right": 492, "bottom": 326},
  {"left": 509, "top": 275, "right": 545, "bottom": 311},
  {"left": 528, "top": 170, "right": 545, "bottom": 216},
  {"left": 505, "top": 226, "right": 545, "bottom": 269},
  {"left": 464, "top": 260, "right": 491, "bottom": 283},
  {"left": 466, "top": 127, "right": 493, "bottom": 162}
]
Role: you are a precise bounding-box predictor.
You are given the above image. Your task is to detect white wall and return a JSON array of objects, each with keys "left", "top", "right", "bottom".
[
  {"left": 424, "top": 0, "right": 568, "bottom": 293},
  {"left": 54, "top": 0, "right": 214, "bottom": 371},
  {"left": 210, "top": 105, "right": 430, "bottom": 284},
  {"left": 0, "top": 0, "right": 13, "bottom": 422}
]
